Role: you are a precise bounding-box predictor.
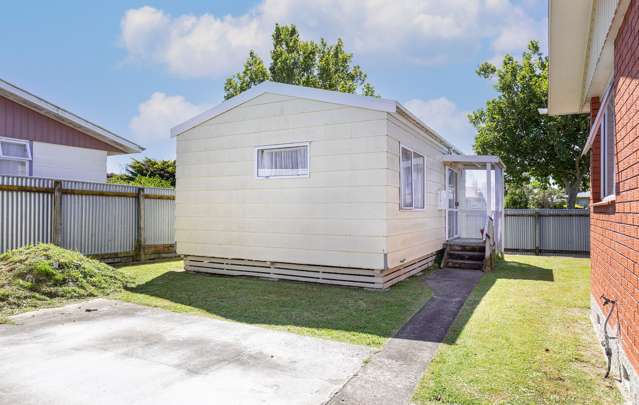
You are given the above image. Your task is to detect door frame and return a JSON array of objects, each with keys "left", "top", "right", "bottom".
[{"left": 445, "top": 167, "right": 460, "bottom": 240}]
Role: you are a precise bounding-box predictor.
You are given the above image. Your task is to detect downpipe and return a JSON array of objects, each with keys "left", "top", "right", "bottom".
[{"left": 600, "top": 295, "right": 619, "bottom": 379}]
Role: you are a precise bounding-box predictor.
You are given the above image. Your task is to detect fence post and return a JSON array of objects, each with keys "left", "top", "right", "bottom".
[
  {"left": 52, "top": 180, "right": 63, "bottom": 246},
  {"left": 136, "top": 187, "right": 145, "bottom": 262},
  {"left": 534, "top": 210, "right": 540, "bottom": 255}
]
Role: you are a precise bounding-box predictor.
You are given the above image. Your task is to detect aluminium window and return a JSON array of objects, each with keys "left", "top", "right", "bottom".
[
  {"left": 600, "top": 90, "right": 616, "bottom": 200},
  {"left": 256, "top": 142, "right": 309, "bottom": 178},
  {"left": 0, "top": 137, "right": 31, "bottom": 177},
  {"left": 400, "top": 145, "right": 425, "bottom": 209}
]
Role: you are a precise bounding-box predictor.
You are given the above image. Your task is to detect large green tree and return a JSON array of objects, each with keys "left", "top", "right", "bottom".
[
  {"left": 470, "top": 41, "right": 589, "bottom": 208},
  {"left": 224, "top": 24, "right": 376, "bottom": 99}
]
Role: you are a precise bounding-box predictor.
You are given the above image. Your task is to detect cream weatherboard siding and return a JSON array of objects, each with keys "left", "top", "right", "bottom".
[
  {"left": 176, "top": 93, "right": 390, "bottom": 270},
  {"left": 385, "top": 114, "right": 447, "bottom": 269},
  {"left": 32, "top": 141, "right": 107, "bottom": 182}
]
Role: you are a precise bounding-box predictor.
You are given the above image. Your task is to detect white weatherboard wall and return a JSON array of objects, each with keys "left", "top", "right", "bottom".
[
  {"left": 176, "top": 93, "right": 390, "bottom": 269},
  {"left": 385, "top": 114, "right": 447, "bottom": 269},
  {"left": 32, "top": 141, "right": 107, "bottom": 182}
]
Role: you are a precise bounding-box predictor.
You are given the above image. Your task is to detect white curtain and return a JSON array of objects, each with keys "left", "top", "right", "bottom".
[
  {"left": 400, "top": 147, "right": 413, "bottom": 208},
  {"left": 258, "top": 145, "right": 308, "bottom": 177},
  {"left": 412, "top": 153, "right": 425, "bottom": 209},
  {"left": 0, "top": 159, "right": 27, "bottom": 176}
]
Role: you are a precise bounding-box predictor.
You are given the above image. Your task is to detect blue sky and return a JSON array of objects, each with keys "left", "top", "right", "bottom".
[{"left": 0, "top": 1, "right": 547, "bottom": 172}]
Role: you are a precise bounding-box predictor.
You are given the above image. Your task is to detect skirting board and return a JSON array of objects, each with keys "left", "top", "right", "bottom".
[{"left": 184, "top": 252, "right": 438, "bottom": 289}]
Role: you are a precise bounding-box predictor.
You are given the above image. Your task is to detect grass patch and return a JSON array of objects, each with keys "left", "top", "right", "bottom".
[
  {"left": 0, "top": 244, "right": 130, "bottom": 322},
  {"left": 116, "top": 260, "right": 432, "bottom": 347},
  {"left": 413, "top": 255, "right": 622, "bottom": 405}
]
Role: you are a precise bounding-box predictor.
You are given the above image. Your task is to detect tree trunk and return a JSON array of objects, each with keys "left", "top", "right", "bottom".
[{"left": 565, "top": 181, "right": 578, "bottom": 209}]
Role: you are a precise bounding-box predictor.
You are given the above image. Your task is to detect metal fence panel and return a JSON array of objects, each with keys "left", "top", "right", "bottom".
[
  {"left": 504, "top": 209, "right": 589, "bottom": 254},
  {"left": 0, "top": 176, "right": 53, "bottom": 252},
  {"left": 0, "top": 175, "right": 175, "bottom": 260}
]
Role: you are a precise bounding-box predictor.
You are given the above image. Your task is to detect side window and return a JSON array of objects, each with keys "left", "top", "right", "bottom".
[
  {"left": 0, "top": 138, "right": 31, "bottom": 177},
  {"left": 400, "top": 145, "right": 425, "bottom": 209},
  {"left": 256, "top": 143, "right": 309, "bottom": 178},
  {"left": 600, "top": 93, "right": 615, "bottom": 199}
]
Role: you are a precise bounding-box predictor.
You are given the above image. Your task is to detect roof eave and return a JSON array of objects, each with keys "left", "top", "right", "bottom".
[
  {"left": 547, "top": 0, "right": 593, "bottom": 116},
  {"left": 0, "top": 79, "right": 144, "bottom": 155}
]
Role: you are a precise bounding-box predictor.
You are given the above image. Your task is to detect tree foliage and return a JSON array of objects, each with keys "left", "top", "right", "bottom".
[
  {"left": 470, "top": 41, "right": 589, "bottom": 208},
  {"left": 224, "top": 24, "right": 376, "bottom": 100},
  {"left": 107, "top": 157, "right": 175, "bottom": 188}
]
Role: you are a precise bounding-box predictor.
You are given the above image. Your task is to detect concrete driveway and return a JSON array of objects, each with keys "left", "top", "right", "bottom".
[{"left": 0, "top": 299, "right": 371, "bottom": 405}]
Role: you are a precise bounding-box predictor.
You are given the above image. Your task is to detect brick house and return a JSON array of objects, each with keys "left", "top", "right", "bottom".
[{"left": 548, "top": 0, "right": 639, "bottom": 400}]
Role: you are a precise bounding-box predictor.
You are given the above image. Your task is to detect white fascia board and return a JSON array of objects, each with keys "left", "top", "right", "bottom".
[
  {"left": 547, "top": 0, "right": 593, "bottom": 115},
  {"left": 393, "top": 103, "right": 461, "bottom": 155},
  {"left": 171, "top": 81, "right": 398, "bottom": 137},
  {"left": 442, "top": 154, "right": 505, "bottom": 168},
  {"left": 0, "top": 79, "right": 143, "bottom": 154}
]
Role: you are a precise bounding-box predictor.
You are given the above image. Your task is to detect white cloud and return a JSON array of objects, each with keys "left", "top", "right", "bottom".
[
  {"left": 129, "top": 92, "right": 209, "bottom": 143},
  {"left": 119, "top": 1, "right": 547, "bottom": 78},
  {"left": 404, "top": 97, "right": 476, "bottom": 153}
]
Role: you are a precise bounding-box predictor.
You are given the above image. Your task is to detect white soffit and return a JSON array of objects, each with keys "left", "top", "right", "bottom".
[
  {"left": 547, "top": 0, "right": 593, "bottom": 115},
  {"left": 0, "top": 78, "right": 143, "bottom": 155},
  {"left": 170, "top": 81, "right": 460, "bottom": 153},
  {"left": 442, "top": 155, "right": 505, "bottom": 168}
]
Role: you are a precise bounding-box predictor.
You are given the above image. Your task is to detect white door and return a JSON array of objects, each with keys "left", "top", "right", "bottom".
[{"left": 446, "top": 168, "right": 459, "bottom": 239}]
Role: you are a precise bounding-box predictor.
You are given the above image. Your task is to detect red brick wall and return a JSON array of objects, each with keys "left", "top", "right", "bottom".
[{"left": 590, "top": 0, "right": 639, "bottom": 373}]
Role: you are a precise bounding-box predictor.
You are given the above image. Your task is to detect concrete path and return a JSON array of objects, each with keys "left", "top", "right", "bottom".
[
  {"left": 327, "top": 268, "right": 483, "bottom": 405},
  {"left": 0, "top": 299, "right": 371, "bottom": 405}
]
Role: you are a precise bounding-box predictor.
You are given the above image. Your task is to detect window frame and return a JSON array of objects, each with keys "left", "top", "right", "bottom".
[
  {"left": 0, "top": 137, "right": 32, "bottom": 177},
  {"left": 255, "top": 141, "right": 310, "bottom": 179},
  {"left": 600, "top": 88, "right": 616, "bottom": 202},
  {"left": 399, "top": 144, "right": 426, "bottom": 210}
]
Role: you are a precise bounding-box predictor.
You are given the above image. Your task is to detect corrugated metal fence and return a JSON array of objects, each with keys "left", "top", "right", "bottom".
[
  {"left": 504, "top": 209, "right": 590, "bottom": 255},
  {"left": 0, "top": 175, "right": 176, "bottom": 262}
]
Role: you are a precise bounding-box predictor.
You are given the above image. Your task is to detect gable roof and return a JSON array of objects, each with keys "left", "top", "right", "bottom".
[
  {"left": 0, "top": 78, "right": 143, "bottom": 155},
  {"left": 170, "top": 81, "right": 460, "bottom": 154}
]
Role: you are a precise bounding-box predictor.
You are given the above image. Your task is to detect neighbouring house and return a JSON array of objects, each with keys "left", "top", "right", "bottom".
[
  {"left": 171, "top": 81, "right": 504, "bottom": 289},
  {"left": 0, "top": 78, "right": 143, "bottom": 182},
  {"left": 548, "top": 0, "right": 639, "bottom": 400},
  {"left": 577, "top": 191, "right": 591, "bottom": 208}
]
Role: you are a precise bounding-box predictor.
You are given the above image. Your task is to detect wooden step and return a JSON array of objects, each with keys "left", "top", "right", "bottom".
[
  {"left": 446, "top": 243, "right": 484, "bottom": 253},
  {"left": 446, "top": 259, "right": 484, "bottom": 270},
  {"left": 448, "top": 250, "right": 485, "bottom": 261}
]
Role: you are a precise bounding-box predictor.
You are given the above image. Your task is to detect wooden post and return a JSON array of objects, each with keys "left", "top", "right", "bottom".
[
  {"left": 136, "top": 187, "right": 145, "bottom": 262},
  {"left": 52, "top": 180, "right": 63, "bottom": 246}
]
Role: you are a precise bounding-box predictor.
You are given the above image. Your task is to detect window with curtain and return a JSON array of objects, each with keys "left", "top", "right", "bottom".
[
  {"left": 0, "top": 138, "right": 31, "bottom": 177},
  {"left": 600, "top": 95, "right": 616, "bottom": 199},
  {"left": 400, "top": 145, "right": 425, "bottom": 209},
  {"left": 256, "top": 143, "right": 309, "bottom": 178}
]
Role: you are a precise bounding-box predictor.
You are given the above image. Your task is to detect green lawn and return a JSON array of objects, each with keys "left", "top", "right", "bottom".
[
  {"left": 413, "top": 255, "right": 622, "bottom": 405},
  {"left": 116, "top": 260, "right": 432, "bottom": 348}
]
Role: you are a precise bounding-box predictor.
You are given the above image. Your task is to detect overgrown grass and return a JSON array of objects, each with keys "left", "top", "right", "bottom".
[
  {"left": 0, "top": 244, "right": 130, "bottom": 321},
  {"left": 116, "top": 260, "right": 432, "bottom": 348},
  {"left": 413, "top": 255, "right": 622, "bottom": 405}
]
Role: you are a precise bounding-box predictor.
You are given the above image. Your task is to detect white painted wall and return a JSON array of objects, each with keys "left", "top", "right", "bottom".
[
  {"left": 32, "top": 141, "right": 107, "bottom": 182},
  {"left": 176, "top": 93, "right": 389, "bottom": 269},
  {"left": 384, "top": 114, "right": 448, "bottom": 269}
]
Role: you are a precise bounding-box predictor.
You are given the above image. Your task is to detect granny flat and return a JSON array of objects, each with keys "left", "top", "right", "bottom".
[{"left": 172, "top": 81, "right": 504, "bottom": 289}]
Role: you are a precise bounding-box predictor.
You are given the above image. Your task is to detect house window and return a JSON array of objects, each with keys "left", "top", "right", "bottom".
[
  {"left": 600, "top": 93, "right": 615, "bottom": 199},
  {"left": 0, "top": 138, "right": 31, "bottom": 177},
  {"left": 256, "top": 143, "right": 309, "bottom": 178},
  {"left": 400, "top": 145, "right": 425, "bottom": 209}
]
